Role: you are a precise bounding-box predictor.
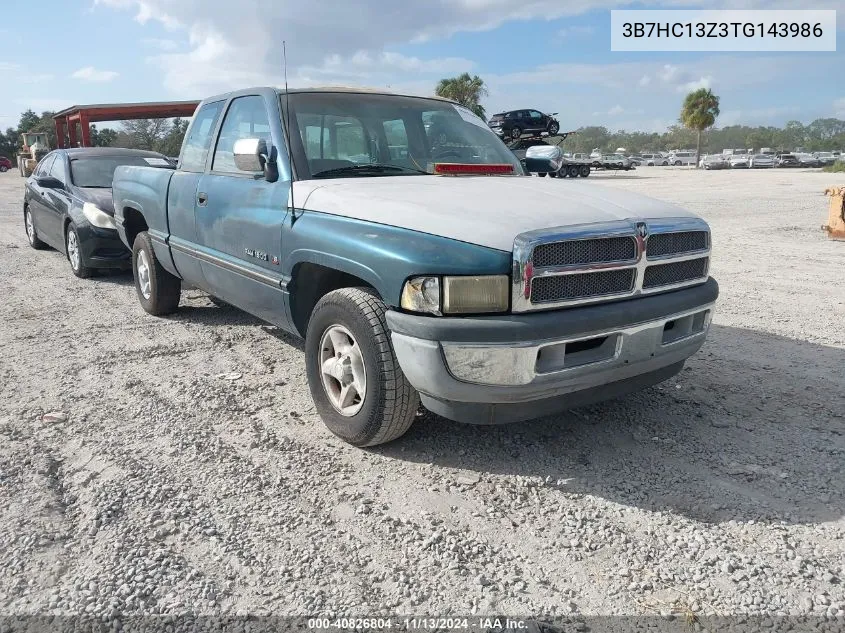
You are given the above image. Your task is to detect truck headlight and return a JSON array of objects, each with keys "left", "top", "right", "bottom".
[
  {"left": 400, "top": 275, "right": 509, "bottom": 315},
  {"left": 443, "top": 275, "right": 509, "bottom": 314},
  {"left": 82, "top": 202, "right": 116, "bottom": 230}
]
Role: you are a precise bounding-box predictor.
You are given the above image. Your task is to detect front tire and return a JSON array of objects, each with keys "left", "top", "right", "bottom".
[
  {"left": 305, "top": 287, "right": 419, "bottom": 447},
  {"left": 510, "top": 126, "right": 521, "bottom": 139},
  {"left": 132, "top": 231, "right": 181, "bottom": 316},
  {"left": 66, "top": 224, "right": 93, "bottom": 278},
  {"left": 548, "top": 121, "right": 560, "bottom": 135},
  {"left": 0, "top": 166, "right": 8, "bottom": 173},
  {"left": 24, "top": 208, "right": 47, "bottom": 250}
]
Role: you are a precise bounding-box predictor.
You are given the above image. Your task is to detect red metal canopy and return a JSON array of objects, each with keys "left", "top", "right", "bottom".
[{"left": 52, "top": 100, "right": 199, "bottom": 148}]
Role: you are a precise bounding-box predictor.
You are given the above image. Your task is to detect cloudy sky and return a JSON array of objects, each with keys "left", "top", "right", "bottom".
[{"left": 1, "top": 0, "right": 843, "bottom": 133}]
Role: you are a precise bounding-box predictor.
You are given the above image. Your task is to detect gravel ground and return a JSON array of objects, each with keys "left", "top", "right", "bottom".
[{"left": 0, "top": 167, "right": 844, "bottom": 625}]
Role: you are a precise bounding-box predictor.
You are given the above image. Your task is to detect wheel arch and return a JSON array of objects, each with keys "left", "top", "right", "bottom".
[{"left": 288, "top": 257, "right": 382, "bottom": 338}]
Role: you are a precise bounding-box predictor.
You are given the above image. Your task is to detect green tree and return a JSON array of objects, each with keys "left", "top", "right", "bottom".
[
  {"left": 435, "top": 73, "right": 488, "bottom": 119},
  {"left": 90, "top": 124, "right": 118, "bottom": 147},
  {"left": 680, "top": 88, "right": 721, "bottom": 167},
  {"left": 18, "top": 109, "right": 40, "bottom": 133}
]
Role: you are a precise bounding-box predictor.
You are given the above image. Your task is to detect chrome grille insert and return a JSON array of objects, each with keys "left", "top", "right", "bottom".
[
  {"left": 643, "top": 257, "right": 709, "bottom": 289},
  {"left": 646, "top": 231, "right": 709, "bottom": 259},
  {"left": 532, "top": 236, "right": 636, "bottom": 267},
  {"left": 531, "top": 269, "right": 636, "bottom": 303},
  {"left": 512, "top": 217, "right": 711, "bottom": 312}
]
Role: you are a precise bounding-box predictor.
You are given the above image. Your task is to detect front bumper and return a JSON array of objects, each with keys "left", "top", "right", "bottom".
[
  {"left": 77, "top": 223, "right": 131, "bottom": 269},
  {"left": 386, "top": 278, "right": 718, "bottom": 425}
]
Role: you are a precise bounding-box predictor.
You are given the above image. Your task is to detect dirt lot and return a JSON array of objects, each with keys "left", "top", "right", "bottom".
[{"left": 1, "top": 167, "right": 844, "bottom": 623}]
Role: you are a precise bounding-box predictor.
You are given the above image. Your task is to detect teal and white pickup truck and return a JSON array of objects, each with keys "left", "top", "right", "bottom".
[{"left": 112, "top": 87, "right": 718, "bottom": 447}]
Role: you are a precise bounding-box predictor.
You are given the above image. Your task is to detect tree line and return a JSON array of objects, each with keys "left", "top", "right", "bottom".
[{"left": 0, "top": 109, "right": 189, "bottom": 161}]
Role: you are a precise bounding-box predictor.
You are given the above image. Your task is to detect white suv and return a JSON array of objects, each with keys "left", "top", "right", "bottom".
[{"left": 670, "top": 152, "right": 696, "bottom": 166}]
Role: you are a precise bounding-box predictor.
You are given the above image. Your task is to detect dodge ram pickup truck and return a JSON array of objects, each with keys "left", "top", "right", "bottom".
[{"left": 112, "top": 87, "right": 718, "bottom": 447}]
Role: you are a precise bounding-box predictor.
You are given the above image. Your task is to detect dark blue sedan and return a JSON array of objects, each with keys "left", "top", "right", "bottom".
[{"left": 23, "top": 147, "right": 173, "bottom": 278}]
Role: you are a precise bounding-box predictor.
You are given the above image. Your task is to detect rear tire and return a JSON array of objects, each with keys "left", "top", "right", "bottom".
[
  {"left": 567, "top": 165, "right": 579, "bottom": 178},
  {"left": 510, "top": 127, "right": 521, "bottom": 139},
  {"left": 0, "top": 166, "right": 8, "bottom": 173},
  {"left": 132, "top": 231, "right": 181, "bottom": 316},
  {"left": 305, "top": 287, "right": 419, "bottom": 447},
  {"left": 579, "top": 165, "right": 590, "bottom": 177}
]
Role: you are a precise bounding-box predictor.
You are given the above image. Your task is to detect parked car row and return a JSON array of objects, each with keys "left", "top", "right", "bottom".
[{"left": 21, "top": 87, "right": 719, "bottom": 448}]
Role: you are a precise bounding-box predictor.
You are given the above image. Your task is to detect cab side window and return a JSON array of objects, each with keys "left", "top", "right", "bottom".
[
  {"left": 212, "top": 96, "right": 272, "bottom": 175},
  {"left": 181, "top": 101, "right": 224, "bottom": 172}
]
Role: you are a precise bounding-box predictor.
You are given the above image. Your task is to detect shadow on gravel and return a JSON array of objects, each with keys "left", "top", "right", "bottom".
[
  {"left": 166, "top": 302, "right": 304, "bottom": 350},
  {"left": 92, "top": 270, "right": 134, "bottom": 286},
  {"left": 380, "top": 324, "right": 845, "bottom": 526}
]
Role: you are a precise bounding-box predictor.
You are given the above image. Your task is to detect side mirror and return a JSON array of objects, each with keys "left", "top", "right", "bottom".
[
  {"left": 233, "top": 138, "right": 279, "bottom": 182},
  {"left": 233, "top": 137, "right": 267, "bottom": 172},
  {"left": 36, "top": 176, "right": 63, "bottom": 189}
]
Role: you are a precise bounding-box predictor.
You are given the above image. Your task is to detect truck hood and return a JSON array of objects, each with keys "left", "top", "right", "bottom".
[{"left": 294, "top": 176, "right": 696, "bottom": 252}]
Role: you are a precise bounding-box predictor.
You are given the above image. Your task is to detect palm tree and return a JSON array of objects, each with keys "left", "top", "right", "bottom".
[
  {"left": 680, "top": 88, "right": 720, "bottom": 167},
  {"left": 435, "top": 73, "right": 488, "bottom": 119}
]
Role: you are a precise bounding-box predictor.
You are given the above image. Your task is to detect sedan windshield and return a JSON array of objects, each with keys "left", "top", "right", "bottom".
[
  {"left": 69, "top": 155, "right": 170, "bottom": 188},
  {"left": 284, "top": 92, "right": 522, "bottom": 179}
]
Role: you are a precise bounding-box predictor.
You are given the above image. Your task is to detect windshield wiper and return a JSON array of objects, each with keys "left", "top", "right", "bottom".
[{"left": 311, "top": 164, "right": 428, "bottom": 179}]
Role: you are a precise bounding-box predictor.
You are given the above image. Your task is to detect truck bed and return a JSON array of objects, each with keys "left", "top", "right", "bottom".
[{"left": 112, "top": 165, "right": 175, "bottom": 249}]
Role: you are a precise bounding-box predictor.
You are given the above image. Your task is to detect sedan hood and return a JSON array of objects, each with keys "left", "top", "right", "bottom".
[
  {"left": 294, "top": 176, "right": 696, "bottom": 252},
  {"left": 75, "top": 187, "right": 115, "bottom": 215}
]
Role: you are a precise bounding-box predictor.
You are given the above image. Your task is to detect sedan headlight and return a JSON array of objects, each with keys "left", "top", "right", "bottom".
[
  {"left": 401, "top": 275, "right": 509, "bottom": 315},
  {"left": 82, "top": 202, "right": 116, "bottom": 230}
]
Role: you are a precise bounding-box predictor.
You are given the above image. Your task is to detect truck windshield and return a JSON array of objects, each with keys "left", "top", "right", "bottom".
[
  {"left": 284, "top": 92, "right": 522, "bottom": 179},
  {"left": 70, "top": 156, "right": 170, "bottom": 188}
]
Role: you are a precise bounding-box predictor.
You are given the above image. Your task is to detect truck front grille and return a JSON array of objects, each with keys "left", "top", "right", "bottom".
[
  {"left": 643, "top": 257, "right": 709, "bottom": 289},
  {"left": 646, "top": 231, "right": 709, "bottom": 258},
  {"left": 512, "top": 218, "right": 712, "bottom": 312},
  {"left": 531, "top": 269, "right": 636, "bottom": 303},
  {"left": 532, "top": 236, "right": 636, "bottom": 268}
]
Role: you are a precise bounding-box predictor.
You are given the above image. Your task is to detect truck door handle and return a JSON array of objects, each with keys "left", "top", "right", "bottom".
[{"left": 197, "top": 192, "right": 208, "bottom": 207}]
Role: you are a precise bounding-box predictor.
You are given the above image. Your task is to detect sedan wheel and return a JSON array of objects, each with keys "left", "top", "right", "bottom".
[
  {"left": 67, "top": 225, "right": 93, "bottom": 278},
  {"left": 25, "top": 209, "right": 46, "bottom": 249}
]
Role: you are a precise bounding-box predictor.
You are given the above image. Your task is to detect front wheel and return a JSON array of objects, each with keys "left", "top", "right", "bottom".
[
  {"left": 24, "top": 208, "right": 47, "bottom": 250},
  {"left": 305, "top": 287, "right": 419, "bottom": 447},
  {"left": 66, "top": 224, "right": 94, "bottom": 278},
  {"left": 510, "top": 126, "right": 521, "bottom": 139},
  {"left": 0, "top": 166, "right": 8, "bottom": 173},
  {"left": 548, "top": 121, "right": 560, "bottom": 135},
  {"left": 132, "top": 231, "right": 181, "bottom": 315}
]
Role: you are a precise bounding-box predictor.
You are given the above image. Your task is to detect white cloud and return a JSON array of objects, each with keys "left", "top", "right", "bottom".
[
  {"left": 638, "top": 75, "right": 651, "bottom": 87},
  {"left": 608, "top": 104, "right": 625, "bottom": 116},
  {"left": 71, "top": 66, "right": 120, "bottom": 82},
  {"left": 141, "top": 37, "right": 180, "bottom": 51},
  {"left": 659, "top": 64, "right": 679, "bottom": 82},
  {"left": 98, "top": 0, "right": 844, "bottom": 98},
  {"left": 678, "top": 76, "right": 712, "bottom": 93}
]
